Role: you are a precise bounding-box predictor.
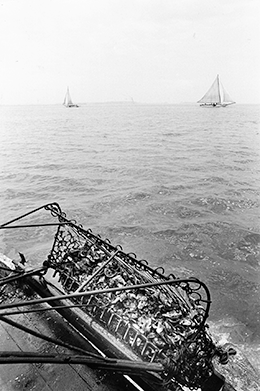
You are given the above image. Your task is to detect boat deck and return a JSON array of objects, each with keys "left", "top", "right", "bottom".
[{"left": 0, "top": 295, "right": 135, "bottom": 391}]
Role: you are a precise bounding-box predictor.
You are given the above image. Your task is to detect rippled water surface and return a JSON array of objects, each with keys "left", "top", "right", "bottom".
[{"left": 0, "top": 103, "right": 260, "bottom": 386}]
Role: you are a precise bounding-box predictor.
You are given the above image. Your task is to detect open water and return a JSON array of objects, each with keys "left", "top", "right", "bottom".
[{"left": 0, "top": 103, "right": 260, "bottom": 389}]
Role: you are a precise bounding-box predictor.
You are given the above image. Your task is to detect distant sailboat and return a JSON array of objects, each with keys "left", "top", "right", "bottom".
[
  {"left": 63, "top": 87, "right": 79, "bottom": 108},
  {"left": 197, "top": 75, "right": 235, "bottom": 107}
]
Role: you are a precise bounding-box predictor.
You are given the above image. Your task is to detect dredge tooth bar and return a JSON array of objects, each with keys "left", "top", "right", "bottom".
[{"left": 0, "top": 203, "right": 227, "bottom": 390}]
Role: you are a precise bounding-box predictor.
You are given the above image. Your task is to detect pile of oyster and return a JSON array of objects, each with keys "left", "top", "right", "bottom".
[
  {"left": 56, "top": 242, "right": 217, "bottom": 387},
  {"left": 61, "top": 244, "right": 206, "bottom": 354}
]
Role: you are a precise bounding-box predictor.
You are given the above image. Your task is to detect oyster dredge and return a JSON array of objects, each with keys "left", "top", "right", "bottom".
[{"left": 0, "top": 202, "right": 236, "bottom": 391}]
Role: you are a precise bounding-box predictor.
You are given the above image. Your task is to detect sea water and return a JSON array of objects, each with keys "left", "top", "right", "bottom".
[{"left": 0, "top": 103, "right": 259, "bottom": 388}]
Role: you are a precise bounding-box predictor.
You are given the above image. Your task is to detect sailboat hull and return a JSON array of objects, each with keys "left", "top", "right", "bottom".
[
  {"left": 199, "top": 103, "right": 234, "bottom": 108},
  {"left": 200, "top": 104, "right": 223, "bottom": 108}
]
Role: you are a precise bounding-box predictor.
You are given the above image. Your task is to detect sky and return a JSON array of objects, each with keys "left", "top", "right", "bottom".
[{"left": 0, "top": 0, "right": 259, "bottom": 104}]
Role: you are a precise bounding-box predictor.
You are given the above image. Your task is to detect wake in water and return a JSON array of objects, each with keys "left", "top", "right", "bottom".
[{"left": 209, "top": 319, "right": 260, "bottom": 390}]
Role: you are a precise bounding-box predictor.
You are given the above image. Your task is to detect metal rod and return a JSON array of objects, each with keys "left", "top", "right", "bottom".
[
  {"left": 0, "top": 202, "right": 61, "bottom": 228},
  {"left": 1, "top": 302, "right": 98, "bottom": 317},
  {"left": 75, "top": 248, "right": 121, "bottom": 293},
  {"left": 0, "top": 223, "right": 67, "bottom": 229},
  {"left": 0, "top": 352, "right": 163, "bottom": 373},
  {"left": 0, "top": 266, "right": 22, "bottom": 274},
  {"left": 0, "top": 277, "right": 211, "bottom": 319},
  {"left": 0, "top": 267, "right": 46, "bottom": 287}
]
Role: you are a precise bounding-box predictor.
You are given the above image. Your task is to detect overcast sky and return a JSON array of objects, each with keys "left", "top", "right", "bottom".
[{"left": 0, "top": 0, "right": 259, "bottom": 104}]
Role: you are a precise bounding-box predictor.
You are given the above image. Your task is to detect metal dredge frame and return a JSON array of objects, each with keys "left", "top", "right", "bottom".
[
  {"left": 1, "top": 202, "right": 223, "bottom": 390},
  {"left": 45, "top": 203, "right": 217, "bottom": 388},
  {"left": 46, "top": 203, "right": 211, "bottom": 319}
]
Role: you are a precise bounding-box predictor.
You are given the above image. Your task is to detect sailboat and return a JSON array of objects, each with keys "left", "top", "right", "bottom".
[
  {"left": 197, "top": 75, "right": 235, "bottom": 107},
  {"left": 63, "top": 87, "right": 79, "bottom": 108}
]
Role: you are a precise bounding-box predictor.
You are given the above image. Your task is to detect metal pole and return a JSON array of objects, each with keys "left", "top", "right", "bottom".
[{"left": 0, "top": 277, "right": 211, "bottom": 316}]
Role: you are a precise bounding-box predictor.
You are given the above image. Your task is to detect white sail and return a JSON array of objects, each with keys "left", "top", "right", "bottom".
[
  {"left": 63, "top": 87, "right": 78, "bottom": 107},
  {"left": 220, "top": 83, "right": 234, "bottom": 105},
  {"left": 197, "top": 75, "right": 235, "bottom": 107}
]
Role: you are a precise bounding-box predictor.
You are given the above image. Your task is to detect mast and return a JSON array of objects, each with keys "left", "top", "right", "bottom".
[{"left": 217, "top": 74, "right": 221, "bottom": 104}]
